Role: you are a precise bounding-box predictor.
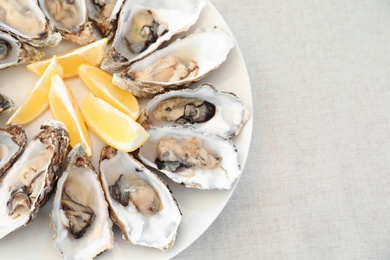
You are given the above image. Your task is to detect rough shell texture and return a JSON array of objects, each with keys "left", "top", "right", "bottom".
[
  {"left": 101, "top": 0, "right": 205, "bottom": 72},
  {"left": 38, "top": 0, "right": 95, "bottom": 45},
  {"left": 0, "top": 93, "right": 15, "bottom": 115},
  {"left": 112, "top": 27, "right": 234, "bottom": 97},
  {"left": 87, "top": 0, "right": 125, "bottom": 40},
  {"left": 0, "top": 31, "right": 45, "bottom": 70},
  {"left": 136, "top": 126, "right": 241, "bottom": 190},
  {"left": 0, "top": 124, "right": 27, "bottom": 179},
  {"left": 0, "top": 120, "right": 69, "bottom": 239},
  {"left": 51, "top": 144, "right": 114, "bottom": 260},
  {"left": 99, "top": 146, "right": 182, "bottom": 251},
  {"left": 0, "top": 0, "right": 62, "bottom": 47},
  {"left": 137, "top": 83, "right": 251, "bottom": 138}
]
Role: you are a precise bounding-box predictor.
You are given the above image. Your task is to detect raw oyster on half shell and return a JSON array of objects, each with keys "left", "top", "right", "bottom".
[
  {"left": 0, "top": 120, "right": 69, "bottom": 239},
  {"left": 0, "top": 0, "right": 62, "bottom": 47},
  {"left": 87, "top": 0, "right": 125, "bottom": 40},
  {"left": 136, "top": 126, "right": 241, "bottom": 190},
  {"left": 0, "top": 31, "right": 44, "bottom": 70},
  {"left": 51, "top": 144, "right": 114, "bottom": 260},
  {"left": 101, "top": 0, "right": 205, "bottom": 72},
  {"left": 38, "top": 0, "right": 95, "bottom": 45},
  {"left": 99, "top": 146, "right": 181, "bottom": 251},
  {"left": 138, "top": 84, "right": 250, "bottom": 138},
  {"left": 0, "top": 124, "right": 27, "bottom": 179},
  {"left": 112, "top": 27, "right": 234, "bottom": 97}
]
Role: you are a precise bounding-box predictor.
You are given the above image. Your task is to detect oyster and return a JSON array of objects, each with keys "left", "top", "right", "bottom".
[
  {"left": 0, "top": 0, "right": 62, "bottom": 47},
  {"left": 0, "top": 93, "right": 15, "bottom": 115},
  {"left": 136, "top": 126, "right": 241, "bottom": 190},
  {"left": 138, "top": 84, "right": 250, "bottom": 138},
  {"left": 38, "top": 0, "right": 95, "bottom": 45},
  {"left": 0, "top": 120, "right": 69, "bottom": 239},
  {"left": 87, "top": 0, "right": 125, "bottom": 40},
  {"left": 99, "top": 146, "right": 181, "bottom": 251},
  {"left": 51, "top": 144, "right": 114, "bottom": 259},
  {"left": 0, "top": 31, "right": 44, "bottom": 70},
  {"left": 0, "top": 125, "right": 27, "bottom": 179},
  {"left": 112, "top": 27, "right": 234, "bottom": 97},
  {"left": 101, "top": 0, "right": 205, "bottom": 72}
]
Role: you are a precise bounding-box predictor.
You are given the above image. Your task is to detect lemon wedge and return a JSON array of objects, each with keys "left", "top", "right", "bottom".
[
  {"left": 49, "top": 74, "right": 92, "bottom": 157},
  {"left": 78, "top": 64, "right": 140, "bottom": 120},
  {"left": 81, "top": 93, "right": 149, "bottom": 152},
  {"left": 7, "top": 56, "right": 63, "bottom": 126},
  {"left": 27, "top": 38, "right": 108, "bottom": 78}
]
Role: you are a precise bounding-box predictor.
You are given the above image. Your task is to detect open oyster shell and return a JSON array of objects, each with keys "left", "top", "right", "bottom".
[
  {"left": 136, "top": 126, "right": 242, "bottom": 190},
  {"left": 0, "top": 31, "right": 44, "bottom": 70},
  {"left": 101, "top": 0, "right": 205, "bottom": 72},
  {"left": 0, "top": 120, "right": 69, "bottom": 239},
  {"left": 0, "top": 124, "right": 27, "bottom": 179},
  {"left": 99, "top": 146, "right": 181, "bottom": 251},
  {"left": 138, "top": 84, "right": 251, "bottom": 138},
  {"left": 38, "top": 0, "right": 95, "bottom": 45},
  {"left": 86, "top": 0, "right": 125, "bottom": 40},
  {"left": 51, "top": 144, "right": 114, "bottom": 260},
  {"left": 0, "top": 0, "right": 62, "bottom": 47},
  {"left": 112, "top": 27, "right": 234, "bottom": 97}
]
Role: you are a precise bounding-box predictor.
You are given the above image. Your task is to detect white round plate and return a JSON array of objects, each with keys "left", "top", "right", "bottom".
[{"left": 0, "top": 0, "right": 253, "bottom": 259}]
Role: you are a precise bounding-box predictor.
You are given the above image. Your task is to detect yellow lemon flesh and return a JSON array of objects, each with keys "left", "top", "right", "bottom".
[
  {"left": 49, "top": 74, "right": 92, "bottom": 157},
  {"left": 78, "top": 64, "right": 140, "bottom": 120},
  {"left": 7, "top": 56, "right": 63, "bottom": 126},
  {"left": 81, "top": 93, "right": 149, "bottom": 152},
  {"left": 27, "top": 38, "right": 108, "bottom": 78}
]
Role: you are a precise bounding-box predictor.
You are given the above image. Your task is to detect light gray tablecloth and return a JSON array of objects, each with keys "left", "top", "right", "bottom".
[{"left": 177, "top": 0, "right": 390, "bottom": 259}]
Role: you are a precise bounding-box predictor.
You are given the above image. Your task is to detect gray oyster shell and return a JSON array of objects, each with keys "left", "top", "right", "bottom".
[
  {"left": 0, "top": 124, "right": 27, "bottom": 179},
  {"left": 0, "top": 120, "right": 69, "bottom": 239},
  {"left": 51, "top": 144, "right": 114, "bottom": 259},
  {"left": 138, "top": 84, "right": 250, "bottom": 138},
  {"left": 0, "top": 31, "right": 44, "bottom": 70},
  {"left": 99, "top": 146, "right": 181, "bottom": 251}
]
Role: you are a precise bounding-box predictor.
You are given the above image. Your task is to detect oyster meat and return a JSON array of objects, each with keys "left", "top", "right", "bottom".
[
  {"left": 136, "top": 126, "right": 241, "bottom": 190},
  {"left": 51, "top": 144, "right": 114, "bottom": 260},
  {"left": 0, "top": 31, "right": 44, "bottom": 70},
  {"left": 101, "top": 0, "right": 205, "bottom": 72},
  {"left": 87, "top": 0, "right": 125, "bottom": 40},
  {"left": 38, "top": 0, "right": 95, "bottom": 45},
  {"left": 0, "top": 0, "right": 62, "bottom": 47},
  {"left": 0, "top": 120, "right": 69, "bottom": 239},
  {"left": 112, "top": 27, "right": 234, "bottom": 97},
  {"left": 99, "top": 146, "right": 181, "bottom": 251},
  {"left": 0, "top": 93, "right": 15, "bottom": 115},
  {"left": 0, "top": 125, "right": 27, "bottom": 179},
  {"left": 138, "top": 84, "right": 251, "bottom": 138}
]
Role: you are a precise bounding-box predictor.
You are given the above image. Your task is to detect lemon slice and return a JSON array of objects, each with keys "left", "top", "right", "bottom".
[
  {"left": 49, "top": 74, "right": 92, "bottom": 157},
  {"left": 7, "top": 56, "right": 63, "bottom": 126},
  {"left": 27, "top": 38, "right": 108, "bottom": 78},
  {"left": 81, "top": 93, "right": 149, "bottom": 152},
  {"left": 78, "top": 64, "right": 140, "bottom": 120}
]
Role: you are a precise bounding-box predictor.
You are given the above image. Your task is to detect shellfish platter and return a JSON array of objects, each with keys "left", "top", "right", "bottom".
[{"left": 0, "top": 0, "right": 252, "bottom": 259}]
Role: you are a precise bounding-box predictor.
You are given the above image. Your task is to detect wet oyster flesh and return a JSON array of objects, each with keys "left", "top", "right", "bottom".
[
  {"left": 38, "top": 0, "right": 95, "bottom": 45},
  {"left": 101, "top": 0, "right": 205, "bottom": 72},
  {"left": 112, "top": 28, "right": 234, "bottom": 97},
  {"left": 99, "top": 146, "right": 181, "bottom": 251},
  {"left": 51, "top": 144, "right": 114, "bottom": 259},
  {"left": 0, "top": 0, "right": 62, "bottom": 47},
  {"left": 137, "top": 126, "right": 241, "bottom": 190},
  {"left": 138, "top": 84, "right": 250, "bottom": 138},
  {"left": 0, "top": 31, "right": 45, "bottom": 70},
  {"left": 0, "top": 120, "right": 69, "bottom": 239}
]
